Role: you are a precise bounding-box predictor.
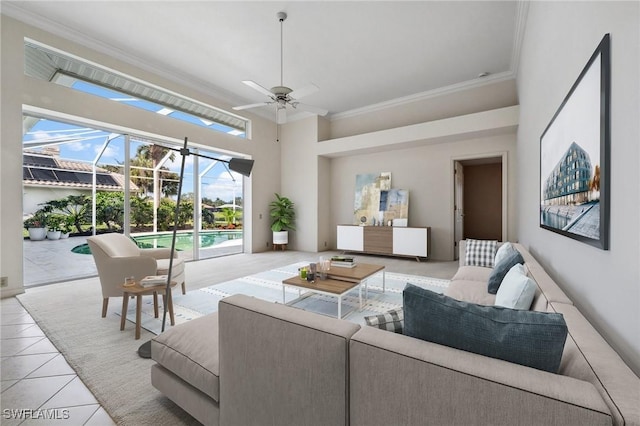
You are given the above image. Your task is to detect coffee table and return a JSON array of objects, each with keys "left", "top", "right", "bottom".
[
  {"left": 326, "top": 263, "right": 386, "bottom": 298},
  {"left": 281, "top": 276, "right": 362, "bottom": 319},
  {"left": 281, "top": 262, "right": 385, "bottom": 319},
  {"left": 120, "top": 281, "right": 177, "bottom": 339}
]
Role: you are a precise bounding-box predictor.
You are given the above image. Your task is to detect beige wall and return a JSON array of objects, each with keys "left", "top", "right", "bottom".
[
  {"left": 517, "top": 2, "right": 640, "bottom": 375},
  {"left": 0, "top": 15, "right": 281, "bottom": 297},
  {"left": 327, "top": 134, "right": 517, "bottom": 261}
]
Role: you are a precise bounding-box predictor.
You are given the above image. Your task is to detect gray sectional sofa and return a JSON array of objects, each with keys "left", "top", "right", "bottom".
[{"left": 150, "top": 241, "right": 640, "bottom": 426}]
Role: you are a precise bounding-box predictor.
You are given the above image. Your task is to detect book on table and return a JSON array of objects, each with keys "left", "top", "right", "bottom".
[
  {"left": 331, "top": 255, "right": 355, "bottom": 262},
  {"left": 331, "top": 261, "right": 357, "bottom": 268},
  {"left": 140, "top": 275, "right": 168, "bottom": 287}
]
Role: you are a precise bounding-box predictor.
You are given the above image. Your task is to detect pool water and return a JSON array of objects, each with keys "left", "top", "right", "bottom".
[{"left": 72, "top": 230, "right": 243, "bottom": 254}]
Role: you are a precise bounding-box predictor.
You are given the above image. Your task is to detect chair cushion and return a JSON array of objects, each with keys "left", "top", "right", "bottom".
[
  {"left": 92, "top": 233, "right": 141, "bottom": 257},
  {"left": 151, "top": 313, "right": 220, "bottom": 401},
  {"left": 403, "top": 283, "right": 568, "bottom": 373},
  {"left": 464, "top": 239, "right": 498, "bottom": 268},
  {"left": 487, "top": 249, "right": 525, "bottom": 294},
  {"left": 156, "top": 257, "right": 185, "bottom": 280}
]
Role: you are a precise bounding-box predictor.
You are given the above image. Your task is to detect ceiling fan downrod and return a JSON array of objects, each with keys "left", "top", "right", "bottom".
[{"left": 278, "top": 12, "right": 287, "bottom": 87}]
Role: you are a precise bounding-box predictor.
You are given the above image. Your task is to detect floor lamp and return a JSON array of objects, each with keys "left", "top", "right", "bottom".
[{"left": 138, "top": 137, "right": 254, "bottom": 358}]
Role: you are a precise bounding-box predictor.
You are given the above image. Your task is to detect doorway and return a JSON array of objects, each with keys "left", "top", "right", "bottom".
[{"left": 453, "top": 155, "right": 506, "bottom": 260}]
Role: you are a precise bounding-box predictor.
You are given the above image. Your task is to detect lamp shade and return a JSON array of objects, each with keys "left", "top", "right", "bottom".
[{"left": 228, "top": 158, "right": 254, "bottom": 177}]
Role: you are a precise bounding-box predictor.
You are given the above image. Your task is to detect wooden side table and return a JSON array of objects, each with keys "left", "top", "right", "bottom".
[{"left": 120, "top": 281, "right": 177, "bottom": 339}]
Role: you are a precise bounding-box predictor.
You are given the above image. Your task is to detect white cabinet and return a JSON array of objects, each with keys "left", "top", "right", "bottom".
[
  {"left": 336, "top": 225, "right": 364, "bottom": 251},
  {"left": 393, "top": 227, "right": 428, "bottom": 258},
  {"left": 336, "top": 225, "right": 430, "bottom": 260}
]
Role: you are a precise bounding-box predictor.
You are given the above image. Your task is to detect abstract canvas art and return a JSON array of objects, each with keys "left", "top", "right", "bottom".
[
  {"left": 380, "top": 189, "right": 409, "bottom": 226},
  {"left": 353, "top": 172, "right": 391, "bottom": 225}
]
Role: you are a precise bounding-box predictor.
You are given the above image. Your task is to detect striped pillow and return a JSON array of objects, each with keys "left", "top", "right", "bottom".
[{"left": 465, "top": 239, "right": 498, "bottom": 268}]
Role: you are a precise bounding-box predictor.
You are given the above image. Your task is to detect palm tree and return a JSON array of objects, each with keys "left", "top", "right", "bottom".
[{"left": 131, "top": 144, "right": 178, "bottom": 197}]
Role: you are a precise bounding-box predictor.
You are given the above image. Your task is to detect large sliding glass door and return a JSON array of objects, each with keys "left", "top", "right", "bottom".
[{"left": 22, "top": 115, "right": 245, "bottom": 286}]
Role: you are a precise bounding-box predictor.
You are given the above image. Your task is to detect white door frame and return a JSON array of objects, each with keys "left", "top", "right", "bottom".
[{"left": 451, "top": 151, "right": 508, "bottom": 259}]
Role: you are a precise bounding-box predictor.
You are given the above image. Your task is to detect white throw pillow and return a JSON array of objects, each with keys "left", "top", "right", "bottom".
[
  {"left": 494, "top": 263, "right": 536, "bottom": 310},
  {"left": 494, "top": 242, "right": 514, "bottom": 267}
]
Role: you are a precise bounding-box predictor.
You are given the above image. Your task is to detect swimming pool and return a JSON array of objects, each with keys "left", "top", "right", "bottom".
[{"left": 72, "top": 230, "right": 243, "bottom": 254}]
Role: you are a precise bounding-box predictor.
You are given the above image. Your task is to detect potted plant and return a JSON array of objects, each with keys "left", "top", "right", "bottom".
[
  {"left": 45, "top": 214, "right": 64, "bottom": 240},
  {"left": 269, "top": 193, "right": 295, "bottom": 247},
  {"left": 60, "top": 215, "right": 75, "bottom": 239},
  {"left": 24, "top": 210, "right": 47, "bottom": 241}
]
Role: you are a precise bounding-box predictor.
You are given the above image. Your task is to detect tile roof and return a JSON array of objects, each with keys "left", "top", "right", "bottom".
[{"left": 23, "top": 151, "right": 138, "bottom": 191}]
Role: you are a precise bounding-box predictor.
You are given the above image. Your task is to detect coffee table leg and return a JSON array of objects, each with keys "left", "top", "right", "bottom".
[
  {"left": 135, "top": 295, "right": 142, "bottom": 340},
  {"left": 338, "top": 296, "right": 342, "bottom": 319},
  {"left": 282, "top": 285, "right": 286, "bottom": 304},
  {"left": 359, "top": 284, "right": 363, "bottom": 311},
  {"left": 120, "top": 292, "right": 129, "bottom": 331},
  {"left": 383, "top": 270, "right": 386, "bottom": 293}
]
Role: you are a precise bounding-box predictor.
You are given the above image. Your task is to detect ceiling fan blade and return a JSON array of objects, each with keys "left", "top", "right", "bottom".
[
  {"left": 242, "top": 80, "right": 274, "bottom": 98},
  {"left": 289, "top": 83, "right": 319, "bottom": 100},
  {"left": 276, "top": 107, "right": 287, "bottom": 124},
  {"left": 294, "top": 102, "right": 329, "bottom": 116},
  {"left": 233, "top": 101, "right": 272, "bottom": 111}
]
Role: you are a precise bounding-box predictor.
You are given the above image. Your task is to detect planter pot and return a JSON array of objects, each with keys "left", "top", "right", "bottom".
[
  {"left": 60, "top": 232, "right": 70, "bottom": 239},
  {"left": 27, "top": 227, "right": 47, "bottom": 241},
  {"left": 47, "top": 230, "right": 61, "bottom": 240},
  {"left": 273, "top": 231, "right": 289, "bottom": 245}
]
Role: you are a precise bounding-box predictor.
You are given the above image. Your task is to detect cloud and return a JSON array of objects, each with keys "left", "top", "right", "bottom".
[
  {"left": 66, "top": 141, "right": 91, "bottom": 151},
  {"left": 202, "top": 179, "right": 241, "bottom": 202},
  {"left": 95, "top": 144, "right": 120, "bottom": 162}
]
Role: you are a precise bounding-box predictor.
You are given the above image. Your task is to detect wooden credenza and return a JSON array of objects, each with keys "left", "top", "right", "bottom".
[{"left": 336, "top": 225, "right": 430, "bottom": 260}]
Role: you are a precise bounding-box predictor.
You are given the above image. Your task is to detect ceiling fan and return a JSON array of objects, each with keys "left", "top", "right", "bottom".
[{"left": 233, "top": 11, "right": 328, "bottom": 124}]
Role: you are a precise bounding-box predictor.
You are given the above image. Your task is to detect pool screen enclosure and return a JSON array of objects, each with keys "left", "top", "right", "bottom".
[{"left": 138, "top": 137, "right": 254, "bottom": 358}]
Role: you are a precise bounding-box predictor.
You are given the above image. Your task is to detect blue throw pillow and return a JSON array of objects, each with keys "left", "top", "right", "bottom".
[
  {"left": 487, "top": 249, "right": 524, "bottom": 294},
  {"left": 403, "top": 284, "right": 567, "bottom": 373}
]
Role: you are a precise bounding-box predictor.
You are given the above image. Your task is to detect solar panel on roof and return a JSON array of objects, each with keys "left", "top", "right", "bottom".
[
  {"left": 55, "top": 170, "right": 81, "bottom": 183},
  {"left": 23, "top": 167, "right": 33, "bottom": 180},
  {"left": 23, "top": 155, "right": 57, "bottom": 167},
  {"left": 30, "top": 168, "right": 57, "bottom": 181},
  {"left": 96, "top": 174, "right": 118, "bottom": 186},
  {"left": 75, "top": 173, "right": 93, "bottom": 184}
]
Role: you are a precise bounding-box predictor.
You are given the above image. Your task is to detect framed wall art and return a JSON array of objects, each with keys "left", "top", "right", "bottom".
[{"left": 539, "top": 33, "right": 610, "bottom": 250}]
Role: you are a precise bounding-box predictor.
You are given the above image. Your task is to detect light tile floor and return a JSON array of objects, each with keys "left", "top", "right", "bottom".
[{"left": 1, "top": 297, "right": 115, "bottom": 426}]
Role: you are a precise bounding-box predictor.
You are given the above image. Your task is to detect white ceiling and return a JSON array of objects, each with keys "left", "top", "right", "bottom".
[{"left": 4, "top": 1, "right": 526, "bottom": 122}]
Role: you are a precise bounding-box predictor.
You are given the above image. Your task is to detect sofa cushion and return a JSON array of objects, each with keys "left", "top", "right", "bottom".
[
  {"left": 403, "top": 283, "right": 568, "bottom": 373},
  {"left": 464, "top": 239, "right": 497, "bottom": 267},
  {"left": 451, "top": 265, "right": 493, "bottom": 283},
  {"left": 495, "top": 264, "right": 537, "bottom": 310},
  {"left": 493, "top": 242, "right": 515, "bottom": 266},
  {"left": 487, "top": 248, "right": 524, "bottom": 294},
  {"left": 364, "top": 308, "right": 403, "bottom": 333},
  {"left": 151, "top": 313, "right": 219, "bottom": 401},
  {"left": 445, "top": 279, "right": 496, "bottom": 306}
]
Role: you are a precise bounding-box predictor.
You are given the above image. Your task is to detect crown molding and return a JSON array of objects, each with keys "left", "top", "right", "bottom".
[
  {"left": 330, "top": 70, "right": 515, "bottom": 122},
  {"left": 510, "top": 0, "right": 530, "bottom": 76}
]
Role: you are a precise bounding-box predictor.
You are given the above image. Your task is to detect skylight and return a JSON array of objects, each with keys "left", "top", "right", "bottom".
[{"left": 24, "top": 40, "right": 249, "bottom": 137}]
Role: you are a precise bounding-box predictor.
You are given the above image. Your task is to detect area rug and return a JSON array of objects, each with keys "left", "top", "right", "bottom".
[{"left": 123, "top": 262, "right": 450, "bottom": 334}]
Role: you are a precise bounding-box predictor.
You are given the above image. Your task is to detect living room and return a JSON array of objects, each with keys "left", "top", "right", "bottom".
[{"left": 1, "top": 1, "right": 639, "bottom": 425}]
